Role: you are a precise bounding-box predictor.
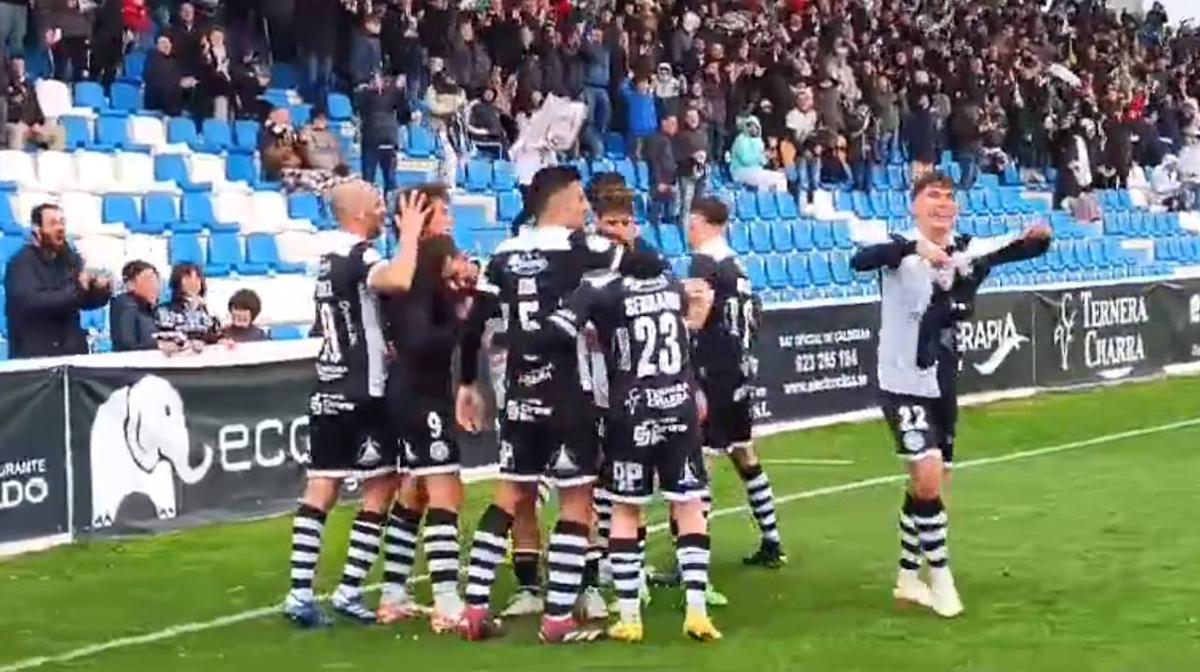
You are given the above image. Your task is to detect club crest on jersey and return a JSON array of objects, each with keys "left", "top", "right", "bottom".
[
  {"left": 429, "top": 440, "right": 450, "bottom": 463},
  {"left": 507, "top": 252, "right": 550, "bottom": 276},
  {"left": 902, "top": 430, "right": 926, "bottom": 453}
]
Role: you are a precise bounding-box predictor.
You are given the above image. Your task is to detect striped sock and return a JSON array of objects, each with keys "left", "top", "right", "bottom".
[
  {"left": 289, "top": 504, "right": 326, "bottom": 603},
  {"left": 511, "top": 550, "right": 541, "bottom": 594},
  {"left": 702, "top": 491, "right": 713, "bottom": 518},
  {"left": 381, "top": 504, "right": 421, "bottom": 601},
  {"left": 637, "top": 525, "right": 648, "bottom": 588},
  {"left": 423, "top": 508, "right": 460, "bottom": 609},
  {"left": 594, "top": 488, "right": 613, "bottom": 551},
  {"left": 583, "top": 547, "right": 602, "bottom": 588},
  {"left": 676, "top": 533, "right": 711, "bottom": 615},
  {"left": 464, "top": 505, "right": 513, "bottom": 609},
  {"left": 898, "top": 493, "right": 921, "bottom": 573},
  {"left": 608, "top": 537, "right": 643, "bottom": 623},
  {"left": 338, "top": 510, "right": 384, "bottom": 601},
  {"left": 545, "top": 520, "right": 589, "bottom": 620},
  {"left": 742, "top": 465, "right": 781, "bottom": 544},
  {"left": 912, "top": 496, "right": 949, "bottom": 570}
]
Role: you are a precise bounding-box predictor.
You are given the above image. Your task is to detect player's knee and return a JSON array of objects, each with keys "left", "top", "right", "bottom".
[
  {"left": 425, "top": 474, "right": 463, "bottom": 510},
  {"left": 557, "top": 485, "right": 595, "bottom": 524},
  {"left": 731, "top": 446, "right": 761, "bottom": 477},
  {"left": 359, "top": 475, "right": 399, "bottom": 513},
  {"left": 302, "top": 477, "right": 342, "bottom": 512},
  {"left": 670, "top": 497, "right": 708, "bottom": 535},
  {"left": 610, "top": 503, "right": 640, "bottom": 537},
  {"left": 494, "top": 480, "right": 530, "bottom": 515},
  {"left": 910, "top": 461, "right": 943, "bottom": 500}
]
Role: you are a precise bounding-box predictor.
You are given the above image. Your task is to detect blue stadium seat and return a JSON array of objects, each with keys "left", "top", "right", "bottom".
[
  {"left": 225, "top": 152, "right": 262, "bottom": 186},
  {"left": 497, "top": 190, "right": 522, "bottom": 223},
  {"left": 743, "top": 255, "right": 767, "bottom": 288},
  {"left": 121, "top": 51, "right": 147, "bottom": 82},
  {"left": 0, "top": 198, "right": 22, "bottom": 235},
  {"left": 791, "top": 220, "right": 813, "bottom": 251},
  {"left": 181, "top": 192, "right": 218, "bottom": 230},
  {"left": 233, "top": 120, "right": 260, "bottom": 151},
  {"left": 326, "top": 93, "right": 354, "bottom": 122},
  {"left": 288, "top": 104, "right": 311, "bottom": 127},
  {"left": 735, "top": 191, "right": 758, "bottom": 221},
  {"left": 604, "top": 133, "right": 627, "bottom": 159},
  {"left": 669, "top": 256, "right": 688, "bottom": 279},
  {"left": 658, "top": 225, "right": 685, "bottom": 256},
  {"left": 271, "top": 325, "right": 305, "bottom": 340},
  {"left": 205, "top": 232, "right": 237, "bottom": 277},
  {"left": 614, "top": 158, "right": 637, "bottom": 187},
  {"left": 830, "top": 252, "right": 854, "bottom": 285},
  {"left": 492, "top": 161, "right": 517, "bottom": 191},
  {"left": 887, "top": 191, "right": 909, "bottom": 217},
  {"left": 765, "top": 254, "right": 789, "bottom": 288},
  {"left": 138, "top": 193, "right": 178, "bottom": 234},
  {"left": 591, "top": 158, "right": 615, "bottom": 176},
  {"left": 870, "top": 165, "right": 889, "bottom": 191},
  {"left": 869, "top": 192, "right": 890, "bottom": 218},
  {"left": 246, "top": 233, "right": 305, "bottom": 273},
  {"left": 96, "top": 115, "right": 145, "bottom": 151},
  {"left": 785, "top": 253, "right": 810, "bottom": 288},
  {"left": 61, "top": 116, "right": 92, "bottom": 149},
  {"left": 811, "top": 220, "right": 835, "bottom": 250},
  {"left": 270, "top": 63, "right": 300, "bottom": 89},
  {"left": 102, "top": 195, "right": 139, "bottom": 226},
  {"left": 288, "top": 192, "right": 322, "bottom": 223},
  {"left": 832, "top": 222, "right": 854, "bottom": 249},
  {"left": 749, "top": 222, "right": 772, "bottom": 253},
  {"left": 835, "top": 190, "right": 854, "bottom": 213},
  {"left": 110, "top": 82, "right": 143, "bottom": 113},
  {"left": 406, "top": 125, "right": 436, "bottom": 158},
  {"left": 466, "top": 158, "right": 493, "bottom": 192},
  {"left": 166, "top": 117, "right": 199, "bottom": 147},
  {"left": 74, "top": 81, "right": 107, "bottom": 110},
  {"left": 729, "top": 223, "right": 750, "bottom": 254},
  {"left": 169, "top": 233, "right": 204, "bottom": 266},
  {"left": 635, "top": 161, "right": 650, "bottom": 191},
  {"left": 851, "top": 191, "right": 872, "bottom": 218},
  {"left": 808, "top": 253, "right": 833, "bottom": 286},
  {"left": 769, "top": 221, "right": 793, "bottom": 252},
  {"left": 776, "top": 192, "right": 799, "bottom": 219},
  {"left": 200, "top": 119, "right": 233, "bottom": 153},
  {"left": 756, "top": 192, "right": 779, "bottom": 220}
]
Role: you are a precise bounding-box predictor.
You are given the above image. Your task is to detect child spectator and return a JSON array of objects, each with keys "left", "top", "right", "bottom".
[{"left": 224, "top": 289, "right": 268, "bottom": 343}]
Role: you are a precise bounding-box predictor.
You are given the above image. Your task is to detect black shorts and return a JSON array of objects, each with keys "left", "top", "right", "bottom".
[
  {"left": 880, "top": 391, "right": 956, "bottom": 464},
  {"left": 700, "top": 378, "right": 753, "bottom": 455},
  {"left": 602, "top": 398, "right": 708, "bottom": 505},
  {"left": 307, "top": 397, "right": 396, "bottom": 480},
  {"left": 394, "top": 396, "right": 460, "bottom": 476},
  {"left": 498, "top": 395, "right": 599, "bottom": 487}
]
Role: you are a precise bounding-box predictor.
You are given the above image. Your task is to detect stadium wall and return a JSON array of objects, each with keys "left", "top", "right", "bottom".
[{"left": 2, "top": 279, "right": 1200, "bottom": 557}]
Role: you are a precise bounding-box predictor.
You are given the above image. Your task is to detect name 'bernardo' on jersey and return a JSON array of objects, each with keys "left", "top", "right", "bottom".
[
  {"left": 623, "top": 291, "right": 682, "bottom": 317},
  {"left": 1080, "top": 291, "right": 1150, "bottom": 368}
]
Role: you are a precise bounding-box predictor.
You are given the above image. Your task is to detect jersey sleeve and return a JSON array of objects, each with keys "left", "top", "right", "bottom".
[
  {"left": 546, "top": 281, "right": 603, "bottom": 341},
  {"left": 475, "top": 254, "right": 505, "bottom": 297},
  {"left": 850, "top": 234, "right": 916, "bottom": 272},
  {"left": 570, "top": 229, "right": 624, "bottom": 273},
  {"left": 357, "top": 245, "right": 387, "bottom": 289}
]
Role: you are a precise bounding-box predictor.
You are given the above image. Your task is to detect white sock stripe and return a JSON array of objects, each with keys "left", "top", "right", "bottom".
[
  {"left": 352, "top": 519, "right": 383, "bottom": 533},
  {"left": 900, "top": 532, "right": 920, "bottom": 546},
  {"left": 899, "top": 549, "right": 922, "bottom": 563},
  {"left": 349, "top": 532, "right": 382, "bottom": 547},
  {"left": 423, "top": 540, "right": 460, "bottom": 554},
  {"left": 385, "top": 528, "right": 419, "bottom": 544},
  {"left": 343, "top": 565, "right": 369, "bottom": 580},
  {"left": 293, "top": 517, "right": 325, "bottom": 534},
  {"left": 548, "top": 534, "right": 589, "bottom": 549},
  {"left": 919, "top": 527, "right": 948, "bottom": 542},
  {"left": 428, "top": 559, "right": 460, "bottom": 573},
  {"left": 382, "top": 562, "right": 412, "bottom": 574},
  {"left": 474, "top": 531, "right": 508, "bottom": 548},
  {"left": 746, "top": 473, "right": 770, "bottom": 489},
  {"left": 466, "top": 566, "right": 496, "bottom": 582},
  {"left": 347, "top": 547, "right": 377, "bottom": 564},
  {"left": 291, "top": 568, "right": 315, "bottom": 580},
  {"left": 290, "top": 550, "right": 320, "bottom": 564},
  {"left": 924, "top": 547, "right": 948, "bottom": 563},
  {"left": 470, "top": 549, "right": 505, "bottom": 566},
  {"left": 545, "top": 594, "right": 578, "bottom": 607},
  {"left": 422, "top": 524, "right": 458, "bottom": 537},
  {"left": 912, "top": 512, "right": 948, "bottom": 527},
  {"left": 547, "top": 556, "right": 587, "bottom": 571},
  {"left": 547, "top": 571, "right": 583, "bottom": 586}
]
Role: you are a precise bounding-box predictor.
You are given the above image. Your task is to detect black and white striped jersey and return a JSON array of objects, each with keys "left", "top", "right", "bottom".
[
  {"left": 312, "top": 232, "right": 387, "bottom": 408},
  {"left": 473, "top": 226, "right": 623, "bottom": 401},
  {"left": 545, "top": 273, "right": 695, "bottom": 409},
  {"left": 689, "top": 238, "right": 760, "bottom": 386}
]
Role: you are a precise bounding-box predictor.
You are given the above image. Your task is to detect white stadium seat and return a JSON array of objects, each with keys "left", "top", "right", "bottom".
[
  {"left": 16, "top": 191, "right": 53, "bottom": 225},
  {"left": 189, "top": 153, "right": 245, "bottom": 192},
  {"left": 256, "top": 275, "right": 315, "bottom": 325},
  {"left": 75, "top": 233, "right": 128, "bottom": 278},
  {"left": 75, "top": 151, "right": 120, "bottom": 193},
  {"left": 115, "top": 152, "right": 176, "bottom": 193},
  {"left": 213, "top": 191, "right": 252, "bottom": 231},
  {"left": 124, "top": 234, "right": 170, "bottom": 277},
  {"left": 275, "top": 230, "right": 318, "bottom": 266},
  {"left": 61, "top": 192, "right": 124, "bottom": 238},
  {"left": 35, "top": 79, "right": 75, "bottom": 120},
  {"left": 128, "top": 115, "right": 167, "bottom": 151},
  {"left": 0, "top": 150, "right": 38, "bottom": 188},
  {"left": 36, "top": 151, "right": 78, "bottom": 192},
  {"left": 248, "top": 191, "right": 312, "bottom": 233}
]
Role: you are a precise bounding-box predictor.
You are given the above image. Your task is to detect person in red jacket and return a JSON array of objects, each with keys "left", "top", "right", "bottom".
[{"left": 122, "top": 0, "right": 153, "bottom": 38}]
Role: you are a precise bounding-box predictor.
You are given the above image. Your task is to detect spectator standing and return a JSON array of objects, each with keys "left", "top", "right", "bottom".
[
  {"left": 675, "top": 107, "right": 709, "bottom": 220},
  {"left": 91, "top": 0, "right": 125, "bottom": 87},
  {"left": 869, "top": 74, "right": 901, "bottom": 164},
  {"left": 700, "top": 62, "right": 729, "bottom": 176},
  {"left": 448, "top": 17, "right": 491, "bottom": 97},
  {"left": 357, "top": 71, "right": 409, "bottom": 197},
  {"left": 40, "top": 0, "right": 95, "bottom": 82},
  {"left": 951, "top": 100, "right": 982, "bottom": 189},
  {"left": 144, "top": 35, "right": 199, "bottom": 117},
  {"left": 349, "top": 11, "right": 384, "bottom": 89},
  {"left": 581, "top": 26, "right": 612, "bottom": 158},
  {"left": 815, "top": 75, "right": 844, "bottom": 137},
  {"left": 110, "top": 260, "right": 161, "bottom": 352},
  {"left": 0, "top": 0, "right": 28, "bottom": 67},
  {"left": 645, "top": 113, "right": 679, "bottom": 224},
  {"left": 786, "top": 85, "right": 820, "bottom": 189},
  {"left": 295, "top": 0, "right": 339, "bottom": 108},
  {"left": 5, "top": 58, "right": 66, "bottom": 149},
  {"left": 466, "top": 87, "right": 506, "bottom": 157},
  {"left": 904, "top": 94, "right": 938, "bottom": 178},
  {"left": 622, "top": 76, "right": 657, "bottom": 159},
  {"left": 729, "top": 116, "right": 787, "bottom": 192},
  {"left": 4, "top": 204, "right": 112, "bottom": 359},
  {"left": 121, "top": 0, "right": 153, "bottom": 43},
  {"left": 156, "top": 262, "right": 222, "bottom": 352},
  {"left": 224, "top": 289, "right": 267, "bottom": 343},
  {"left": 165, "top": 2, "right": 205, "bottom": 78},
  {"left": 261, "top": 0, "right": 296, "bottom": 62}
]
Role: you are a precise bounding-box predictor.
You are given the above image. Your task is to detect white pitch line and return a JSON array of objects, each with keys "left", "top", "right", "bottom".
[
  {"left": 4, "top": 415, "right": 1200, "bottom": 672},
  {"left": 760, "top": 458, "right": 855, "bottom": 466}
]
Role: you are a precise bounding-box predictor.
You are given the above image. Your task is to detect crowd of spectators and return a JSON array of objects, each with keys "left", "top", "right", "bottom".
[{"left": 1, "top": 0, "right": 1199, "bottom": 210}]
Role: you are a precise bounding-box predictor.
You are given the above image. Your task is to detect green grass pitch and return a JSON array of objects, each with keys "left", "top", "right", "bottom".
[{"left": 3, "top": 375, "right": 1200, "bottom": 672}]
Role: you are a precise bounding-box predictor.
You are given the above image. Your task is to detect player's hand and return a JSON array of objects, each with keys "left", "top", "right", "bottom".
[
  {"left": 915, "top": 239, "right": 951, "bottom": 267},
  {"left": 455, "top": 384, "right": 485, "bottom": 433},
  {"left": 395, "top": 190, "right": 429, "bottom": 242},
  {"left": 1021, "top": 222, "right": 1052, "bottom": 241},
  {"left": 695, "top": 388, "right": 708, "bottom": 424},
  {"left": 682, "top": 278, "right": 715, "bottom": 330}
]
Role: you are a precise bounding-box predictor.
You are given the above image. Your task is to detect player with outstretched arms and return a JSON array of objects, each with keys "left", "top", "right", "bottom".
[
  {"left": 283, "top": 182, "right": 426, "bottom": 628},
  {"left": 851, "top": 170, "right": 1050, "bottom": 617},
  {"left": 687, "top": 197, "right": 788, "bottom": 573},
  {"left": 453, "top": 166, "right": 649, "bottom": 644}
]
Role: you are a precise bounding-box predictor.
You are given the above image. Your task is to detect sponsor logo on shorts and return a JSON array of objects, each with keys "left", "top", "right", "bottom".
[
  {"left": 517, "top": 363, "right": 555, "bottom": 387},
  {"left": 633, "top": 418, "right": 689, "bottom": 447},
  {"left": 506, "top": 398, "right": 553, "bottom": 422}
]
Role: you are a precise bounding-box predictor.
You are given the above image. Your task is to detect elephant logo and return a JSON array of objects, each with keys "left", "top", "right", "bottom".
[{"left": 89, "top": 375, "right": 213, "bottom": 528}]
